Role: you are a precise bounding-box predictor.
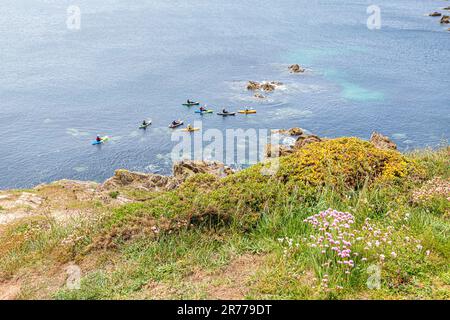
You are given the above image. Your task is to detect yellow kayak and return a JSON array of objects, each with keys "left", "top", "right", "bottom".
[
  {"left": 182, "top": 128, "right": 200, "bottom": 132},
  {"left": 238, "top": 109, "right": 256, "bottom": 114}
]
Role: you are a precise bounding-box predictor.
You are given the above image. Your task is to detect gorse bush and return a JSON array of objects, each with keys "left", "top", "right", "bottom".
[{"left": 277, "top": 138, "right": 423, "bottom": 189}]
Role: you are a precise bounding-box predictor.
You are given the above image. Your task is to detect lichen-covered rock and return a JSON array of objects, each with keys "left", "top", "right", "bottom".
[
  {"left": 294, "top": 135, "right": 322, "bottom": 150},
  {"left": 173, "top": 160, "right": 234, "bottom": 181},
  {"left": 0, "top": 192, "right": 43, "bottom": 210},
  {"left": 289, "top": 64, "right": 305, "bottom": 73},
  {"left": 265, "top": 144, "right": 294, "bottom": 158},
  {"left": 441, "top": 15, "right": 450, "bottom": 23},
  {"left": 275, "top": 127, "right": 304, "bottom": 136},
  {"left": 370, "top": 132, "right": 397, "bottom": 150},
  {"left": 101, "top": 170, "right": 178, "bottom": 191}
]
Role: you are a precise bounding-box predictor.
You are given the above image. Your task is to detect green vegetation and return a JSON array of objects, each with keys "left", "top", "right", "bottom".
[
  {"left": 109, "top": 191, "right": 120, "bottom": 199},
  {"left": 0, "top": 138, "right": 448, "bottom": 299}
]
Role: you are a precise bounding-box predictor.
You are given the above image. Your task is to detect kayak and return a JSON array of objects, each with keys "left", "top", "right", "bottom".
[
  {"left": 182, "top": 128, "right": 200, "bottom": 132},
  {"left": 139, "top": 120, "right": 152, "bottom": 129},
  {"left": 238, "top": 110, "right": 257, "bottom": 114},
  {"left": 92, "top": 136, "right": 110, "bottom": 145},
  {"left": 169, "top": 121, "right": 184, "bottom": 128},
  {"left": 182, "top": 102, "right": 200, "bottom": 106},
  {"left": 217, "top": 112, "right": 236, "bottom": 116},
  {"left": 195, "top": 110, "right": 213, "bottom": 114}
]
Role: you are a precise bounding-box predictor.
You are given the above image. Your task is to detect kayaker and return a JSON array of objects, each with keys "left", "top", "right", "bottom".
[
  {"left": 200, "top": 106, "right": 206, "bottom": 112},
  {"left": 142, "top": 120, "right": 148, "bottom": 126},
  {"left": 222, "top": 108, "right": 228, "bottom": 114},
  {"left": 96, "top": 135, "right": 102, "bottom": 142},
  {"left": 172, "top": 120, "right": 179, "bottom": 126},
  {"left": 187, "top": 99, "right": 192, "bottom": 104},
  {"left": 186, "top": 124, "right": 193, "bottom": 131}
]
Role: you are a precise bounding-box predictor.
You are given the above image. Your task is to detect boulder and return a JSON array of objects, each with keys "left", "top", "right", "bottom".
[
  {"left": 370, "top": 132, "right": 397, "bottom": 150},
  {"left": 261, "top": 82, "right": 276, "bottom": 92},
  {"left": 0, "top": 192, "right": 43, "bottom": 210},
  {"left": 265, "top": 144, "right": 294, "bottom": 158},
  {"left": 429, "top": 12, "right": 442, "bottom": 17},
  {"left": 274, "top": 127, "right": 304, "bottom": 136},
  {"left": 173, "top": 160, "right": 234, "bottom": 181},
  {"left": 289, "top": 64, "right": 305, "bottom": 73},
  {"left": 101, "top": 170, "right": 178, "bottom": 192},
  {"left": 294, "top": 135, "right": 322, "bottom": 150},
  {"left": 247, "top": 81, "right": 261, "bottom": 91},
  {"left": 247, "top": 81, "right": 282, "bottom": 92},
  {"left": 441, "top": 15, "right": 450, "bottom": 23}
]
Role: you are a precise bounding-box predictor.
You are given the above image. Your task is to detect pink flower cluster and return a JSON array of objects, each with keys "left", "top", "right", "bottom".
[
  {"left": 304, "top": 209, "right": 357, "bottom": 272},
  {"left": 412, "top": 177, "right": 450, "bottom": 203}
]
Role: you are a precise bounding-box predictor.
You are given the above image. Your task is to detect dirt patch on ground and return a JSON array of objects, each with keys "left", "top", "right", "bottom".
[
  {"left": 0, "top": 280, "right": 21, "bottom": 300},
  {"left": 136, "top": 254, "right": 266, "bottom": 300},
  {"left": 187, "top": 254, "right": 266, "bottom": 300}
]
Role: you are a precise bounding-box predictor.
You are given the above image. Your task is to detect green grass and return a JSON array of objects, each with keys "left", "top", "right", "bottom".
[{"left": 0, "top": 139, "right": 448, "bottom": 299}]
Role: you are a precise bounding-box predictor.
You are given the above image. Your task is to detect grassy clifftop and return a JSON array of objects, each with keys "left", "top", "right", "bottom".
[{"left": 0, "top": 137, "right": 448, "bottom": 299}]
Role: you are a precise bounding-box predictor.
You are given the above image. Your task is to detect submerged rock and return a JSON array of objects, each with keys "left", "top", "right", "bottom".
[
  {"left": 370, "top": 132, "right": 397, "bottom": 150},
  {"left": 247, "top": 81, "right": 261, "bottom": 91},
  {"left": 289, "top": 64, "right": 305, "bottom": 73},
  {"left": 261, "top": 82, "right": 276, "bottom": 92},
  {"left": 246, "top": 81, "right": 282, "bottom": 92}
]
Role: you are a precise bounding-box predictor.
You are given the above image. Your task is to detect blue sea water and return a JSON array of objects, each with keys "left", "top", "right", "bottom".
[{"left": 0, "top": 0, "right": 449, "bottom": 189}]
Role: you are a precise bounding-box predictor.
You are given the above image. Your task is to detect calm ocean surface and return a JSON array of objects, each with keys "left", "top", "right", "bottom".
[{"left": 1, "top": 0, "right": 449, "bottom": 189}]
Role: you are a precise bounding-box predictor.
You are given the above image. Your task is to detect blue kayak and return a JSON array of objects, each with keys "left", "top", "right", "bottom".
[{"left": 91, "top": 136, "right": 110, "bottom": 145}]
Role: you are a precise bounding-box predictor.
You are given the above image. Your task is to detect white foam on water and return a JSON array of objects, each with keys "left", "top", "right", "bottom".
[
  {"left": 267, "top": 108, "right": 313, "bottom": 120},
  {"left": 392, "top": 133, "right": 407, "bottom": 140},
  {"left": 73, "top": 166, "right": 87, "bottom": 173},
  {"left": 66, "top": 128, "right": 89, "bottom": 137}
]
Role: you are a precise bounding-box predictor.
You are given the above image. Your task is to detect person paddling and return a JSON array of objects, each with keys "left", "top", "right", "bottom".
[
  {"left": 172, "top": 120, "right": 179, "bottom": 126},
  {"left": 186, "top": 124, "right": 193, "bottom": 131},
  {"left": 142, "top": 120, "right": 148, "bottom": 126},
  {"left": 96, "top": 135, "right": 102, "bottom": 142},
  {"left": 200, "top": 106, "right": 207, "bottom": 112},
  {"left": 222, "top": 108, "right": 228, "bottom": 114}
]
